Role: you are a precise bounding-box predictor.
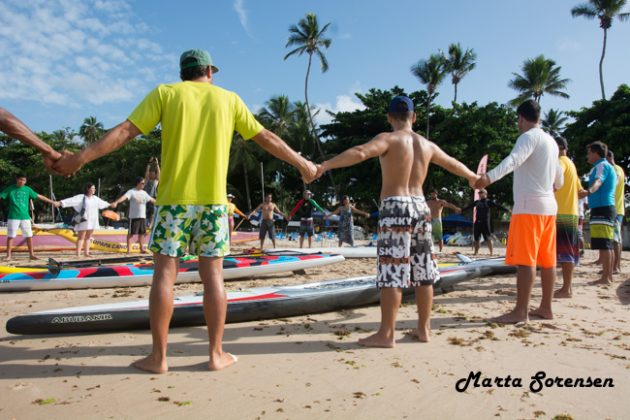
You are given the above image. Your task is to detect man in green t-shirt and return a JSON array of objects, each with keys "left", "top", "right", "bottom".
[
  {"left": 53, "top": 49, "right": 317, "bottom": 374},
  {"left": 0, "top": 174, "right": 59, "bottom": 260}
]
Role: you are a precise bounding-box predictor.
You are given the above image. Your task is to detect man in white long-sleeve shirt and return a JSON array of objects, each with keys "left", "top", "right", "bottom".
[{"left": 476, "top": 100, "right": 563, "bottom": 323}]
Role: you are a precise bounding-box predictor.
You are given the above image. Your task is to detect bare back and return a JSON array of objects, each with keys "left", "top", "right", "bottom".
[{"left": 378, "top": 130, "right": 433, "bottom": 199}]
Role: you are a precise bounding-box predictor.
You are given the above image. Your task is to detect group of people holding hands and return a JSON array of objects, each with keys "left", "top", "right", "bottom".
[{"left": 0, "top": 48, "right": 624, "bottom": 374}]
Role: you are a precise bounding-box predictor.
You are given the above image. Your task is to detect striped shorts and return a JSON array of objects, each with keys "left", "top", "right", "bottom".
[
  {"left": 589, "top": 206, "right": 616, "bottom": 251},
  {"left": 556, "top": 214, "right": 580, "bottom": 265}
]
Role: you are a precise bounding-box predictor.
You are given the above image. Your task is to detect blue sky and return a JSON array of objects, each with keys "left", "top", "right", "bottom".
[{"left": 1, "top": 0, "right": 629, "bottom": 133}]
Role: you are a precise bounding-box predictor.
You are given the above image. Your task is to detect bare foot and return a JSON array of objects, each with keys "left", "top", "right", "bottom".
[
  {"left": 5, "top": 256, "right": 12, "bottom": 262},
  {"left": 553, "top": 288, "right": 572, "bottom": 299},
  {"left": 405, "top": 328, "right": 430, "bottom": 343},
  {"left": 529, "top": 307, "right": 553, "bottom": 320},
  {"left": 489, "top": 311, "right": 528, "bottom": 324},
  {"left": 85, "top": 253, "right": 92, "bottom": 257},
  {"left": 590, "top": 278, "right": 612, "bottom": 286},
  {"left": 208, "top": 352, "right": 238, "bottom": 371},
  {"left": 357, "top": 332, "right": 395, "bottom": 348},
  {"left": 132, "top": 354, "right": 168, "bottom": 374},
  {"left": 29, "top": 255, "right": 40, "bottom": 261}
]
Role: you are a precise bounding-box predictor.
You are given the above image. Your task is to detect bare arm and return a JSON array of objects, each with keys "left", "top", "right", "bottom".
[
  {"left": 251, "top": 129, "right": 316, "bottom": 183},
  {"left": 111, "top": 194, "right": 129, "bottom": 207},
  {"left": 154, "top": 158, "right": 160, "bottom": 181},
  {"left": 247, "top": 203, "right": 263, "bottom": 218},
  {"left": 53, "top": 120, "right": 142, "bottom": 176},
  {"left": 430, "top": 143, "right": 478, "bottom": 184},
  {"left": 579, "top": 179, "right": 603, "bottom": 198},
  {"left": 441, "top": 200, "right": 461, "bottom": 213},
  {"left": 350, "top": 205, "right": 370, "bottom": 217},
  {"left": 0, "top": 108, "right": 60, "bottom": 159},
  {"left": 273, "top": 204, "right": 288, "bottom": 219},
  {"left": 320, "top": 134, "right": 390, "bottom": 173},
  {"left": 36, "top": 194, "right": 56, "bottom": 206}
]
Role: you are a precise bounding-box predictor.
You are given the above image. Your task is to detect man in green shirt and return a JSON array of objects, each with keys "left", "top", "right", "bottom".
[
  {"left": 52, "top": 49, "right": 317, "bottom": 373},
  {"left": 0, "top": 174, "right": 59, "bottom": 260}
]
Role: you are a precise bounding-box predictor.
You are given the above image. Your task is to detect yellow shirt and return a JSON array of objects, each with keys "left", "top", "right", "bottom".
[
  {"left": 554, "top": 156, "right": 581, "bottom": 215},
  {"left": 614, "top": 164, "right": 625, "bottom": 216},
  {"left": 128, "top": 82, "right": 263, "bottom": 205}
]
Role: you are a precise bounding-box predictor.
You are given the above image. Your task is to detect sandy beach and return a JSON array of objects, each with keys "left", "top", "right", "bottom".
[{"left": 1, "top": 241, "right": 628, "bottom": 419}]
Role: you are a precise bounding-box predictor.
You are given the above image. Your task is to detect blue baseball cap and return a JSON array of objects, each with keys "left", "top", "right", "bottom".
[{"left": 388, "top": 96, "right": 414, "bottom": 113}]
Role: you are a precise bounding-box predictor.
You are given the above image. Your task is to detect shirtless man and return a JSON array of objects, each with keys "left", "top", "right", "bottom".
[
  {"left": 426, "top": 189, "right": 461, "bottom": 252},
  {"left": 248, "top": 194, "right": 287, "bottom": 248},
  {"left": 315, "top": 96, "right": 478, "bottom": 347}
]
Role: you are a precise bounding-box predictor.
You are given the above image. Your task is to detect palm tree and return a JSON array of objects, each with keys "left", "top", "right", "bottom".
[
  {"left": 542, "top": 109, "right": 569, "bottom": 133},
  {"left": 445, "top": 43, "right": 477, "bottom": 103},
  {"left": 284, "top": 12, "right": 332, "bottom": 161},
  {"left": 229, "top": 134, "right": 259, "bottom": 211},
  {"left": 508, "top": 55, "right": 570, "bottom": 105},
  {"left": 79, "top": 116, "right": 104, "bottom": 145},
  {"left": 571, "top": 0, "right": 630, "bottom": 100},
  {"left": 258, "top": 95, "right": 295, "bottom": 138},
  {"left": 411, "top": 53, "right": 448, "bottom": 138}
]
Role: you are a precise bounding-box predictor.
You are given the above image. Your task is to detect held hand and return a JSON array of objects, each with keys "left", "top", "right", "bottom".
[
  {"left": 42, "top": 150, "right": 63, "bottom": 176},
  {"left": 300, "top": 160, "right": 318, "bottom": 184},
  {"left": 473, "top": 174, "right": 491, "bottom": 189},
  {"left": 52, "top": 150, "right": 83, "bottom": 177},
  {"left": 314, "top": 163, "right": 327, "bottom": 181},
  {"left": 110, "top": 202, "right": 117, "bottom": 208},
  {"left": 578, "top": 189, "right": 589, "bottom": 199},
  {"left": 455, "top": 207, "right": 462, "bottom": 214},
  {"left": 53, "top": 201, "right": 61, "bottom": 208}
]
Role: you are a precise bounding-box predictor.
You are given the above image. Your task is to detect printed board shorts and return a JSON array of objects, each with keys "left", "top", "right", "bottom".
[
  {"left": 6, "top": 219, "right": 33, "bottom": 238},
  {"left": 505, "top": 214, "right": 556, "bottom": 268},
  {"left": 556, "top": 214, "right": 580, "bottom": 265},
  {"left": 473, "top": 222, "right": 492, "bottom": 242},
  {"left": 259, "top": 219, "right": 276, "bottom": 240},
  {"left": 376, "top": 196, "right": 439, "bottom": 288},
  {"left": 299, "top": 218, "right": 314, "bottom": 236},
  {"left": 590, "top": 206, "right": 616, "bottom": 250},
  {"left": 149, "top": 204, "right": 229, "bottom": 258},
  {"left": 128, "top": 218, "right": 147, "bottom": 236},
  {"left": 431, "top": 219, "right": 443, "bottom": 242},
  {"left": 613, "top": 215, "right": 623, "bottom": 244}
]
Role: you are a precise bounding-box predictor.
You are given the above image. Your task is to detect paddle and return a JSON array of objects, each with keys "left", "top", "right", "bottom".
[{"left": 101, "top": 209, "right": 120, "bottom": 221}]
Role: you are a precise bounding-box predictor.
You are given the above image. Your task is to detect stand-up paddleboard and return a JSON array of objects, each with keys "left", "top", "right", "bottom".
[
  {"left": 268, "top": 246, "right": 377, "bottom": 259},
  {"left": 0, "top": 252, "right": 344, "bottom": 292},
  {"left": 454, "top": 253, "right": 515, "bottom": 275},
  {"left": 6, "top": 261, "right": 492, "bottom": 334}
]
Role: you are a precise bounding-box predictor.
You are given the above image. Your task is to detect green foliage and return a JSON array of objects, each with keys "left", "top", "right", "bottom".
[
  {"left": 563, "top": 84, "right": 630, "bottom": 176},
  {"left": 508, "top": 55, "right": 570, "bottom": 105}
]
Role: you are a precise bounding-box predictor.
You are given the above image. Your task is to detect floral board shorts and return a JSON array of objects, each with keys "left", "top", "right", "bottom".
[
  {"left": 376, "top": 196, "right": 439, "bottom": 288},
  {"left": 148, "top": 205, "right": 230, "bottom": 258}
]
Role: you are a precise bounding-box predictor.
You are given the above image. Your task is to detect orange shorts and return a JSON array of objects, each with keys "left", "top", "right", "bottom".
[{"left": 505, "top": 214, "right": 556, "bottom": 268}]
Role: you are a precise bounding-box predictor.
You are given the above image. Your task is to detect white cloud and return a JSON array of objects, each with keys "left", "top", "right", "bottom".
[
  {"left": 314, "top": 93, "right": 366, "bottom": 126},
  {"left": 234, "top": 0, "right": 254, "bottom": 39},
  {"left": 0, "top": 0, "right": 172, "bottom": 108},
  {"left": 556, "top": 39, "right": 582, "bottom": 53}
]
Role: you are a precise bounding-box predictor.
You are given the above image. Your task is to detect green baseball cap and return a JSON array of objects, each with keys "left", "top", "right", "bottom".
[{"left": 179, "top": 49, "right": 219, "bottom": 73}]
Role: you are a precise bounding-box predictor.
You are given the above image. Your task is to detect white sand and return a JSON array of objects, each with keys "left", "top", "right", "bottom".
[{"left": 0, "top": 242, "right": 628, "bottom": 419}]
